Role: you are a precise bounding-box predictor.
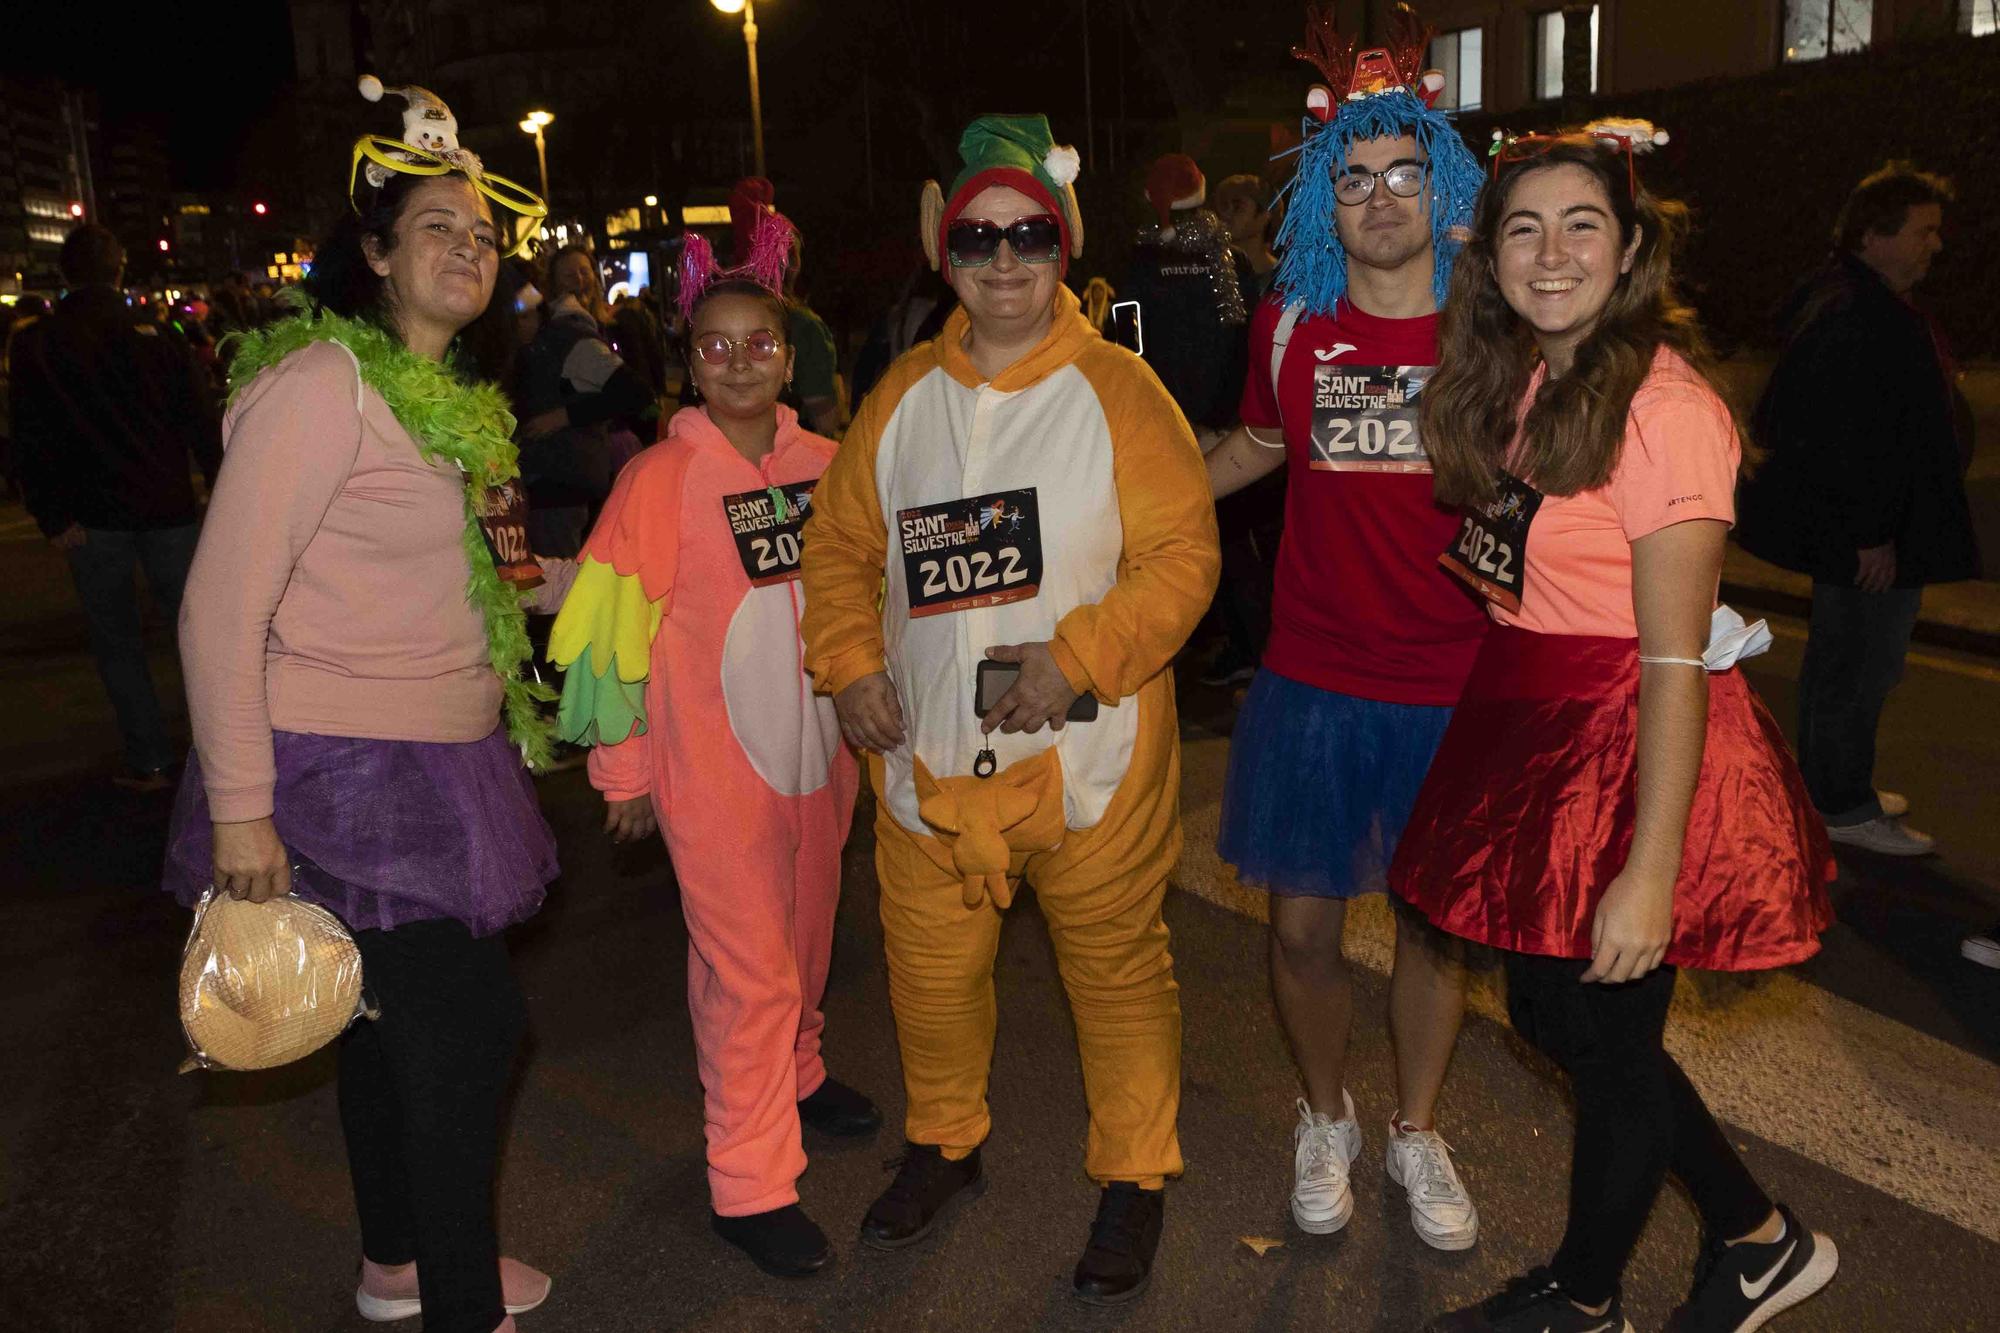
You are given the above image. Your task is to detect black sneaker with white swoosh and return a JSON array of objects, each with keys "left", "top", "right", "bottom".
[
  {"left": 1665, "top": 1204, "right": 1839, "bottom": 1331},
  {"left": 1425, "top": 1268, "right": 1632, "bottom": 1332}
]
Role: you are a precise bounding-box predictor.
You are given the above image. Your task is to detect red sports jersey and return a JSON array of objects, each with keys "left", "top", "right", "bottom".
[{"left": 1238, "top": 297, "right": 1487, "bottom": 705}]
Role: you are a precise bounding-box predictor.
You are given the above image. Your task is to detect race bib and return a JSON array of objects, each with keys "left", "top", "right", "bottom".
[
  {"left": 897, "top": 488, "right": 1043, "bottom": 619},
  {"left": 1439, "top": 471, "right": 1542, "bottom": 613},
  {"left": 473, "top": 480, "right": 543, "bottom": 590},
  {"left": 1309, "top": 364, "right": 1433, "bottom": 474},
  {"left": 723, "top": 480, "right": 818, "bottom": 586}
]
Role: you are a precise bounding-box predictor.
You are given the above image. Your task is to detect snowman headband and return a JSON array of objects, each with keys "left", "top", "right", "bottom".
[{"left": 348, "top": 75, "right": 548, "bottom": 243}]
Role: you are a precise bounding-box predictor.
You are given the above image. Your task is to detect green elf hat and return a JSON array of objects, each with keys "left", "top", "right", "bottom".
[{"left": 920, "top": 113, "right": 1085, "bottom": 272}]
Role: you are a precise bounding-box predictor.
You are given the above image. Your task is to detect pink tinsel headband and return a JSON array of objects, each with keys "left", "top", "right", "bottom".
[{"left": 679, "top": 207, "right": 796, "bottom": 321}]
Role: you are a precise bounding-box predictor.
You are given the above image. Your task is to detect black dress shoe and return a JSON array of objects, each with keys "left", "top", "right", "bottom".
[
  {"left": 859, "top": 1143, "right": 985, "bottom": 1250},
  {"left": 799, "top": 1076, "right": 882, "bottom": 1137},
  {"left": 711, "top": 1204, "right": 832, "bottom": 1277},
  {"left": 1072, "top": 1182, "right": 1164, "bottom": 1306}
]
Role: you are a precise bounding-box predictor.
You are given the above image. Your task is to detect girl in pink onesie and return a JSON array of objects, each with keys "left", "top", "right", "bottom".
[{"left": 548, "top": 221, "right": 871, "bottom": 1278}]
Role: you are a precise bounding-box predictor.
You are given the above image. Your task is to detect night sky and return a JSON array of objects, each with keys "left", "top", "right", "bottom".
[
  {"left": 0, "top": 2, "right": 1294, "bottom": 194},
  {"left": 2, "top": 5, "right": 296, "bottom": 189}
]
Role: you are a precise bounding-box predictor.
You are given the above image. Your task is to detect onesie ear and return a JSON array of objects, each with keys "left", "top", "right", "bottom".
[{"left": 919, "top": 181, "right": 945, "bottom": 271}]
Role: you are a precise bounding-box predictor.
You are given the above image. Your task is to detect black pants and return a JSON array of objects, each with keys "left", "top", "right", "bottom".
[
  {"left": 1504, "top": 954, "right": 1772, "bottom": 1308},
  {"left": 64, "top": 523, "right": 199, "bottom": 772},
  {"left": 1211, "top": 472, "right": 1285, "bottom": 667},
  {"left": 340, "top": 919, "right": 526, "bottom": 1333},
  {"left": 1797, "top": 582, "right": 1921, "bottom": 825}
]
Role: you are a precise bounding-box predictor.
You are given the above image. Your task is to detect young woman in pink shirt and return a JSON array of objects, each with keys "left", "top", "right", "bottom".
[
  {"left": 1394, "top": 132, "right": 1837, "bottom": 1333},
  {"left": 166, "top": 86, "right": 560, "bottom": 1333}
]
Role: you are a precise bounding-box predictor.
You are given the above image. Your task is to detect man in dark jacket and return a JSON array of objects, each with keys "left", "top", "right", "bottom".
[
  {"left": 1737, "top": 162, "right": 1977, "bottom": 857},
  {"left": 13, "top": 226, "right": 222, "bottom": 789}
]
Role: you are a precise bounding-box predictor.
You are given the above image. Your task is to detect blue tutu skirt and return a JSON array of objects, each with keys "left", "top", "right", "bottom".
[{"left": 1217, "top": 668, "right": 1453, "bottom": 899}]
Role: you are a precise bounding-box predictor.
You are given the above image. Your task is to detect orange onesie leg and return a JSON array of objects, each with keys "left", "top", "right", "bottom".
[{"left": 872, "top": 680, "right": 1184, "bottom": 1186}]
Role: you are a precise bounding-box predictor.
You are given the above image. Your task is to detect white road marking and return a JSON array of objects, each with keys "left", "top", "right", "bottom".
[
  {"left": 1174, "top": 736, "right": 2000, "bottom": 1243},
  {"left": 1762, "top": 618, "right": 2000, "bottom": 685}
]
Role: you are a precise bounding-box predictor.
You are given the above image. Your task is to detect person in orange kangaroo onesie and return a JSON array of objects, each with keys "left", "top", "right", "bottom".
[
  {"left": 548, "top": 228, "right": 875, "bottom": 1281},
  {"left": 799, "top": 113, "right": 1220, "bottom": 1307}
]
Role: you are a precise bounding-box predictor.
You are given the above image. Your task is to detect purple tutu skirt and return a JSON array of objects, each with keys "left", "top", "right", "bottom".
[{"left": 164, "top": 727, "right": 559, "bottom": 937}]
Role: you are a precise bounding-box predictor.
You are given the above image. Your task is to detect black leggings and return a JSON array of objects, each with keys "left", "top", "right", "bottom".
[
  {"left": 340, "top": 919, "right": 526, "bottom": 1333},
  {"left": 1504, "top": 953, "right": 1773, "bottom": 1308}
]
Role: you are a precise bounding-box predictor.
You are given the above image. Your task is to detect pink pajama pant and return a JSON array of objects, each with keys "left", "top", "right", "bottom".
[{"left": 666, "top": 780, "right": 852, "bottom": 1215}]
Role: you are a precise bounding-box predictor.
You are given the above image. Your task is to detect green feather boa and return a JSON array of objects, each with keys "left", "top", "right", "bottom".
[{"left": 225, "top": 309, "right": 556, "bottom": 767}]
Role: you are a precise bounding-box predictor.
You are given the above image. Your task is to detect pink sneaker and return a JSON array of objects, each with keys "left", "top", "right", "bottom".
[{"left": 356, "top": 1256, "right": 552, "bottom": 1321}]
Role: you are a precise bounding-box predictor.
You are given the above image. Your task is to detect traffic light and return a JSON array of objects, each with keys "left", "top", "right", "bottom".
[
  {"left": 68, "top": 202, "right": 83, "bottom": 218},
  {"left": 253, "top": 201, "right": 268, "bottom": 216},
  {"left": 158, "top": 239, "right": 170, "bottom": 252}
]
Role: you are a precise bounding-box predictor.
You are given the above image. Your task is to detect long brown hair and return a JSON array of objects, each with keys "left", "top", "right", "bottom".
[{"left": 1422, "top": 137, "right": 1731, "bottom": 505}]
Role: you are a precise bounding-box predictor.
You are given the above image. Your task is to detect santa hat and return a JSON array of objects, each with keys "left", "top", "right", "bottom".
[
  {"left": 918, "top": 114, "right": 1085, "bottom": 273},
  {"left": 1144, "top": 154, "right": 1207, "bottom": 233},
  {"left": 728, "top": 176, "right": 777, "bottom": 264}
]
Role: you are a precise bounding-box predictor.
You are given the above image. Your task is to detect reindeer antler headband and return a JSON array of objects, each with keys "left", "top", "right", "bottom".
[{"left": 1270, "top": 2, "right": 1482, "bottom": 315}]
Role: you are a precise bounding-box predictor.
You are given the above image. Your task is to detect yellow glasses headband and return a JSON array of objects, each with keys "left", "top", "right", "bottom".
[
  {"left": 349, "top": 136, "right": 549, "bottom": 257},
  {"left": 350, "top": 136, "right": 550, "bottom": 216}
]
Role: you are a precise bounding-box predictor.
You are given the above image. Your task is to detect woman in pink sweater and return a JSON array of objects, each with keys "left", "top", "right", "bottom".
[{"left": 165, "top": 86, "right": 560, "bottom": 1333}]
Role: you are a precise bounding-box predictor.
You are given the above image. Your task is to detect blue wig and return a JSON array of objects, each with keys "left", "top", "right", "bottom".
[{"left": 1272, "top": 88, "right": 1485, "bottom": 317}]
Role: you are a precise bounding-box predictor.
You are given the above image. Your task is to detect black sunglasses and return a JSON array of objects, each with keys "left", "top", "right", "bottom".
[{"left": 946, "top": 214, "right": 1063, "bottom": 267}]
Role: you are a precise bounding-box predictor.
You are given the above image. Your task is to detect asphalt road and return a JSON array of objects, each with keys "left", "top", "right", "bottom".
[{"left": 2, "top": 519, "right": 1997, "bottom": 1330}]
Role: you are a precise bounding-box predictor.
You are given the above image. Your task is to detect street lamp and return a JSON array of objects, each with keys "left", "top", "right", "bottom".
[
  {"left": 711, "top": 0, "right": 766, "bottom": 177},
  {"left": 518, "top": 109, "right": 554, "bottom": 212}
]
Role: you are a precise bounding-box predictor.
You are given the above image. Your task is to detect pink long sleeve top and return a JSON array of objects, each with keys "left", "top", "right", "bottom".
[{"left": 180, "top": 340, "right": 505, "bottom": 823}]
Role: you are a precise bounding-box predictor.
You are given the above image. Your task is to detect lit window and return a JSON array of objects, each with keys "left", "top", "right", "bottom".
[
  {"left": 1964, "top": 0, "right": 1998, "bottom": 35},
  {"left": 1428, "top": 27, "right": 1484, "bottom": 110},
  {"left": 1534, "top": 7, "right": 1600, "bottom": 100},
  {"left": 1784, "top": 0, "right": 1872, "bottom": 61}
]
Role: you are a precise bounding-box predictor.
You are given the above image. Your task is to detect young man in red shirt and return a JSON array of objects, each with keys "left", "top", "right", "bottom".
[{"left": 1204, "top": 9, "right": 1489, "bottom": 1252}]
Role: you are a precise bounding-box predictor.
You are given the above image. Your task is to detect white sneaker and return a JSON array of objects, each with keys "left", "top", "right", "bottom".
[
  {"left": 1877, "top": 789, "right": 1909, "bottom": 819},
  {"left": 1962, "top": 925, "right": 2000, "bottom": 969},
  {"left": 1385, "top": 1120, "right": 1479, "bottom": 1251},
  {"left": 1826, "top": 816, "right": 1935, "bottom": 857},
  {"left": 1290, "top": 1092, "right": 1361, "bottom": 1234}
]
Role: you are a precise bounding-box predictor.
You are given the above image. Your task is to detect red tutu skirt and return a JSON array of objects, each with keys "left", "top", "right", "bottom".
[{"left": 1389, "top": 626, "right": 1834, "bottom": 972}]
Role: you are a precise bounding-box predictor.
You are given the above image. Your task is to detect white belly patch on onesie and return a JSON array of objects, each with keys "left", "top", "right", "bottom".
[{"left": 721, "top": 586, "right": 843, "bottom": 797}]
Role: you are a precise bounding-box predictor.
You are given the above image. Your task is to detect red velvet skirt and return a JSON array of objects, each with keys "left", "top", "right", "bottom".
[{"left": 1389, "top": 626, "right": 1834, "bottom": 972}]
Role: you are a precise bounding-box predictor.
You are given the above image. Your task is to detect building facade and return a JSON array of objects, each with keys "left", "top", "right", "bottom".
[
  {"left": 1333, "top": 0, "right": 1993, "bottom": 113},
  {"left": 0, "top": 78, "right": 99, "bottom": 295}
]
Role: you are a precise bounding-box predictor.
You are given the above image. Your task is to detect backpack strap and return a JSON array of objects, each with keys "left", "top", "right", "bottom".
[{"left": 1269, "top": 300, "right": 1305, "bottom": 402}]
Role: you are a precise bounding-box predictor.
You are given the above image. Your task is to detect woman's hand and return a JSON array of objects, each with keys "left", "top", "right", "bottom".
[
  {"left": 835, "top": 672, "right": 907, "bottom": 752},
  {"left": 211, "top": 817, "right": 292, "bottom": 903},
  {"left": 1581, "top": 862, "right": 1675, "bottom": 984},
  {"left": 604, "top": 796, "right": 658, "bottom": 844},
  {"left": 981, "top": 642, "right": 1080, "bottom": 736}
]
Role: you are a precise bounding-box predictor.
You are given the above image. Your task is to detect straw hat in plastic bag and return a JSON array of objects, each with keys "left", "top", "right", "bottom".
[{"left": 178, "top": 888, "right": 372, "bottom": 1072}]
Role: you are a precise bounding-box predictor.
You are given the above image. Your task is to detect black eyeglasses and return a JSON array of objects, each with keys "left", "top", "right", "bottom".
[
  {"left": 946, "top": 215, "right": 1063, "bottom": 267},
  {"left": 1334, "top": 163, "right": 1426, "bottom": 207}
]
